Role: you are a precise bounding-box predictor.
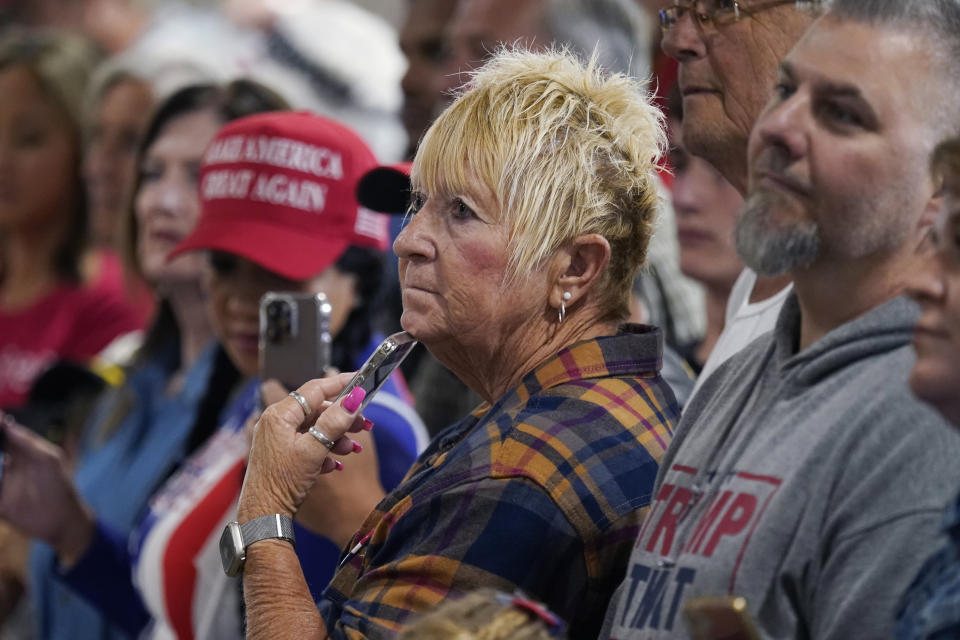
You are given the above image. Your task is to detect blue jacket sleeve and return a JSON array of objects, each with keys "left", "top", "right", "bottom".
[{"left": 55, "top": 519, "right": 151, "bottom": 636}]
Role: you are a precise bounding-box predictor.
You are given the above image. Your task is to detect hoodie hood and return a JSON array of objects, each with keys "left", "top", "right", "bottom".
[{"left": 773, "top": 293, "right": 919, "bottom": 388}]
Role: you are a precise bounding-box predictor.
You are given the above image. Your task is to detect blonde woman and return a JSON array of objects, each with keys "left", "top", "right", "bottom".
[{"left": 237, "top": 48, "right": 678, "bottom": 639}]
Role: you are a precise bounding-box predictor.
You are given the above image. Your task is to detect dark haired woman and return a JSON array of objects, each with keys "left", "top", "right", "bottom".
[
  {"left": 14, "top": 79, "right": 288, "bottom": 640},
  {"left": 0, "top": 109, "right": 425, "bottom": 640}
]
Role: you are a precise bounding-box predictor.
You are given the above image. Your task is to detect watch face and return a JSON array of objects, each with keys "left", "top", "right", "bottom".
[{"left": 220, "top": 522, "right": 245, "bottom": 577}]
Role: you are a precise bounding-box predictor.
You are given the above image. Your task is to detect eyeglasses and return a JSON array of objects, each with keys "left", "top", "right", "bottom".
[{"left": 659, "top": 0, "right": 822, "bottom": 33}]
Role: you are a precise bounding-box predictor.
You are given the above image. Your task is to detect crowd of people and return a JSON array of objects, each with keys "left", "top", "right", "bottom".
[{"left": 0, "top": 0, "right": 958, "bottom": 639}]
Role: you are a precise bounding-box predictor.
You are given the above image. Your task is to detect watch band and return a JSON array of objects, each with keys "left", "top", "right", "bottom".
[{"left": 240, "top": 514, "right": 296, "bottom": 549}]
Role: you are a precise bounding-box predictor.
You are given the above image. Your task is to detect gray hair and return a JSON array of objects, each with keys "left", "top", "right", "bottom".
[
  {"left": 543, "top": 0, "right": 654, "bottom": 78},
  {"left": 826, "top": 0, "right": 960, "bottom": 136}
]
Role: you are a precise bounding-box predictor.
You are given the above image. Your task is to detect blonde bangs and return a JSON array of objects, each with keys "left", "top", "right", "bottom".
[
  {"left": 412, "top": 90, "right": 504, "bottom": 219},
  {"left": 412, "top": 47, "right": 666, "bottom": 315}
]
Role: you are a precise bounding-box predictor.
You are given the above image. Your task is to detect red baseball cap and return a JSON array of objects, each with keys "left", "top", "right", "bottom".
[
  {"left": 356, "top": 162, "right": 412, "bottom": 214},
  {"left": 170, "top": 111, "right": 390, "bottom": 281}
]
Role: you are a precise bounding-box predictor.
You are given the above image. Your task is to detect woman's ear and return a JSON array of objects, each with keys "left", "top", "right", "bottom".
[
  {"left": 549, "top": 234, "right": 611, "bottom": 309},
  {"left": 920, "top": 191, "right": 943, "bottom": 230}
]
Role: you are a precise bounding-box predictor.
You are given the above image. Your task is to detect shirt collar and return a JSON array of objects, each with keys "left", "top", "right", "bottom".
[{"left": 428, "top": 325, "right": 664, "bottom": 453}]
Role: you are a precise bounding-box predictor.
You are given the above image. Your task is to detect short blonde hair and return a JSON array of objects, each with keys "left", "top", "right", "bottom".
[{"left": 413, "top": 47, "right": 666, "bottom": 320}]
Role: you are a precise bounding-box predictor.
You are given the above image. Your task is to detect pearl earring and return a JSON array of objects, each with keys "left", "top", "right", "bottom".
[{"left": 559, "top": 291, "right": 572, "bottom": 323}]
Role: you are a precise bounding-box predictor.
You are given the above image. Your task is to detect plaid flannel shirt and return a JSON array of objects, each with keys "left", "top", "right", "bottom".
[{"left": 319, "top": 325, "right": 679, "bottom": 639}]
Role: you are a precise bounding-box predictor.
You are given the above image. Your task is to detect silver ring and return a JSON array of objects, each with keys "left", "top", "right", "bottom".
[
  {"left": 308, "top": 425, "right": 337, "bottom": 449},
  {"left": 289, "top": 390, "right": 312, "bottom": 417}
]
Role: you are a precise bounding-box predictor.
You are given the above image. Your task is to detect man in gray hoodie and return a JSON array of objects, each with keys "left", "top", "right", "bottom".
[{"left": 601, "top": 1, "right": 960, "bottom": 638}]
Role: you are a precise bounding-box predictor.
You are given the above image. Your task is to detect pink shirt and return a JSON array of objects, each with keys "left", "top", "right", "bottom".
[{"left": 0, "top": 282, "right": 144, "bottom": 408}]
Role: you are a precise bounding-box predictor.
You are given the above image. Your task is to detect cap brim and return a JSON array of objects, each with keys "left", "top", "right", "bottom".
[
  {"left": 168, "top": 212, "right": 350, "bottom": 281},
  {"left": 356, "top": 163, "right": 411, "bottom": 214}
]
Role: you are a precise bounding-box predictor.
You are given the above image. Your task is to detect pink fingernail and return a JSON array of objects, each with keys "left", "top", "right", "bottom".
[
  {"left": 363, "top": 418, "right": 374, "bottom": 431},
  {"left": 334, "top": 460, "right": 344, "bottom": 471},
  {"left": 351, "top": 441, "right": 363, "bottom": 453},
  {"left": 342, "top": 387, "right": 366, "bottom": 414}
]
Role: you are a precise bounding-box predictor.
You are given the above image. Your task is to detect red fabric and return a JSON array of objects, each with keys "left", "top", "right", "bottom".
[
  {"left": 161, "top": 459, "right": 246, "bottom": 640},
  {"left": 652, "top": 52, "right": 679, "bottom": 114},
  {"left": 0, "top": 283, "right": 144, "bottom": 408},
  {"left": 170, "top": 111, "right": 389, "bottom": 281},
  {"left": 653, "top": 52, "right": 679, "bottom": 192}
]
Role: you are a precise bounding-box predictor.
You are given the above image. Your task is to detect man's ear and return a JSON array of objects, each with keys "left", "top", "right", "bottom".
[{"left": 548, "top": 234, "right": 611, "bottom": 310}]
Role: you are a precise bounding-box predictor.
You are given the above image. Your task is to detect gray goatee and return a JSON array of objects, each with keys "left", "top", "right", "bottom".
[{"left": 735, "top": 188, "right": 820, "bottom": 277}]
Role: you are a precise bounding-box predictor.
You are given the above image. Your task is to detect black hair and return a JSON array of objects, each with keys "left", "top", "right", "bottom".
[{"left": 330, "top": 246, "right": 385, "bottom": 372}]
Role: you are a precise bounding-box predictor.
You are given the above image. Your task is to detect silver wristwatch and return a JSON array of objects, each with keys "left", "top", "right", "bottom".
[{"left": 219, "top": 514, "right": 295, "bottom": 577}]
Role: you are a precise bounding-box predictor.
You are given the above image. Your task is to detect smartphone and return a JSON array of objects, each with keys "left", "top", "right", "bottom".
[
  {"left": 683, "top": 596, "right": 761, "bottom": 640},
  {"left": 334, "top": 331, "right": 418, "bottom": 413},
  {"left": 259, "top": 292, "right": 332, "bottom": 391}
]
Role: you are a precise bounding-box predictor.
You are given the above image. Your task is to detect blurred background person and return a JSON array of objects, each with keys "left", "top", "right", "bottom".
[
  {"left": 26, "top": 79, "right": 286, "bottom": 640},
  {"left": 80, "top": 53, "right": 160, "bottom": 344},
  {"left": 362, "top": 0, "right": 455, "bottom": 370},
  {"left": 666, "top": 87, "right": 743, "bottom": 372},
  {"left": 220, "top": 0, "right": 406, "bottom": 160},
  {"left": 84, "top": 61, "right": 154, "bottom": 255},
  {"left": 398, "top": 0, "right": 457, "bottom": 160},
  {"left": 0, "top": 109, "right": 426, "bottom": 640},
  {"left": 898, "top": 137, "right": 960, "bottom": 640},
  {"left": 369, "top": 0, "right": 468, "bottom": 436},
  {"left": 4, "top": 0, "right": 408, "bottom": 160},
  {"left": 0, "top": 30, "right": 143, "bottom": 412}
]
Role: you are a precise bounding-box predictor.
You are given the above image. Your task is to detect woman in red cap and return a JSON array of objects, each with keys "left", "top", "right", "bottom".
[{"left": 0, "top": 111, "right": 426, "bottom": 640}]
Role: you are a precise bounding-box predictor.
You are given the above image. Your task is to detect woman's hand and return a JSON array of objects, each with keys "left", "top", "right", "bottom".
[
  {"left": 296, "top": 428, "right": 385, "bottom": 548},
  {"left": 238, "top": 374, "right": 368, "bottom": 523},
  {"left": 0, "top": 414, "right": 95, "bottom": 565}
]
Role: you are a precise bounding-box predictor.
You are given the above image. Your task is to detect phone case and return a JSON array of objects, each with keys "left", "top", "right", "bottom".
[
  {"left": 259, "top": 292, "right": 332, "bottom": 391},
  {"left": 334, "top": 331, "right": 418, "bottom": 413}
]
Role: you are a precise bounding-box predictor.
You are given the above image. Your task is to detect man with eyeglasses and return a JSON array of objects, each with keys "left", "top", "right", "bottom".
[
  {"left": 601, "top": 0, "right": 960, "bottom": 637},
  {"left": 663, "top": 0, "right": 825, "bottom": 395}
]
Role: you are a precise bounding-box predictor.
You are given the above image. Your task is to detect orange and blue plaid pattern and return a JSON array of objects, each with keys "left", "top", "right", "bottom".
[{"left": 319, "top": 325, "right": 678, "bottom": 639}]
